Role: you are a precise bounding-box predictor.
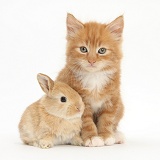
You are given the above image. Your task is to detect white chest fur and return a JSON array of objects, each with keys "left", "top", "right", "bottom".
[
  {"left": 75, "top": 70, "right": 115, "bottom": 113},
  {"left": 76, "top": 70, "right": 114, "bottom": 92}
]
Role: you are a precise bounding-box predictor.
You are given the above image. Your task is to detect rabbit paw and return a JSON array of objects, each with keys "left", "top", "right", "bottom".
[
  {"left": 71, "top": 136, "right": 83, "bottom": 146},
  {"left": 84, "top": 136, "right": 104, "bottom": 147},
  {"left": 38, "top": 140, "right": 53, "bottom": 149}
]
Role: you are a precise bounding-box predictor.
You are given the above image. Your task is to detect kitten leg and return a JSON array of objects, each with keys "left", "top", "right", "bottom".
[
  {"left": 81, "top": 106, "right": 104, "bottom": 147},
  {"left": 97, "top": 108, "right": 116, "bottom": 146},
  {"left": 97, "top": 97, "right": 124, "bottom": 146}
]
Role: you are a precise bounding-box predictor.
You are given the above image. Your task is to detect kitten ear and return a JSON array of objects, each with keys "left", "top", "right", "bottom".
[
  {"left": 107, "top": 15, "right": 124, "bottom": 41},
  {"left": 67, "top": 13, "right": 84, "bottom": 38},
  {"left": 37, "top": 73, "right": 54, "bottom": 95}
]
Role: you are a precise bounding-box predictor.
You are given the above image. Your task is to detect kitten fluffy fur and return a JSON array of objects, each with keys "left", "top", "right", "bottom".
[{"left": 56, "top": 13, "right": 124, "bottom": 147}]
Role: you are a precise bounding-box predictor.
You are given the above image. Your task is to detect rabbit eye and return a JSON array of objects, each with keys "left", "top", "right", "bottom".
[{"left": 60, "top": 96, "right": 67, "bottom": 102}]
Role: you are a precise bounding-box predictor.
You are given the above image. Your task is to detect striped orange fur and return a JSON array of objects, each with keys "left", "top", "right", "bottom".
[{"left": 56, "top": 13, "right": 125, "bottom": 146}]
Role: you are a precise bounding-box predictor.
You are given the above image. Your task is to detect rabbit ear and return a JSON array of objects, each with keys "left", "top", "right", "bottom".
[{"left": 37, "top": 73, "right": 54, "bottom": 94}]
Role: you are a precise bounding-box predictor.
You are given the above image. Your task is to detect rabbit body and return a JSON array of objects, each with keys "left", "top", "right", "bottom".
[{"left": 19, "top": 74, "right": 84, "bottom": 148}]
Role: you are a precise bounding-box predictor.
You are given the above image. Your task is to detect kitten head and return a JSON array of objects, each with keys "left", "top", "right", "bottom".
[{"left": 66, "top": 13, "right": 124, "bottom": 73}]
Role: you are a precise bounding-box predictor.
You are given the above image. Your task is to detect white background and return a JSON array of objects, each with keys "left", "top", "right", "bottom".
[{"left": 0, "top": 0, "right": 160, "bottom": 159}]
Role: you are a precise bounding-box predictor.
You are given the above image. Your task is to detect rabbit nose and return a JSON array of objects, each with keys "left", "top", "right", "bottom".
[{"left": 75, "top": 105, "right": 81, "bottom": 112}]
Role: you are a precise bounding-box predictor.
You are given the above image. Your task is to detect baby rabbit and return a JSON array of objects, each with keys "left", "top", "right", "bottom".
[{"left": 19, "top": 73, "right": 84, "bottom": 149}]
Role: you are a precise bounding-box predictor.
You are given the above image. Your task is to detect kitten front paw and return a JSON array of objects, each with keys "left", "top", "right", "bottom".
[
  {"left": 38, "top": 140, "right": 53, "bottom": 149},
  {"left": 104, "top": 136, "right": 115, "bottom": 146},
  {"left": 84, "top": 136, "right": 104, "bottom": 147}
]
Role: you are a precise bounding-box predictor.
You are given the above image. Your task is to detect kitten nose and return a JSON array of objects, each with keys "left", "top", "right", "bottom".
[{"left": 88, "top": 59, "right": 96, "bottom": 65}]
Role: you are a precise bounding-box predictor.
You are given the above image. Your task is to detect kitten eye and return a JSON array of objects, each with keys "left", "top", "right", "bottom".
[
  {"left": 60, "top": 96, "right": 67, "bottom": 102},
  {"left": 80, "top": 46, "right": 88, "bottom": 53},
  {"left": 98, "top": 48, "right": 107, "bottom": 54}
]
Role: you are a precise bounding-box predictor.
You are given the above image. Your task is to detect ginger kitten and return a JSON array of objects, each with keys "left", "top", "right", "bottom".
[{"left": 57, "top": 13, "right": 124, "bottom": 147}]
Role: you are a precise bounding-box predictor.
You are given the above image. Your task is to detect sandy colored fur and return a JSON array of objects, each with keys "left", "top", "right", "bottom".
[
  {"left": 19, "top": 100, "right": 82, "bottom": 146},
  {"left": 19, "top": 74, "right": 84, "bottom": 148}
]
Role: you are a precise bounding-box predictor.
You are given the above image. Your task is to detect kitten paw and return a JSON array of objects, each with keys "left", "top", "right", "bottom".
[
  {"left": 115, "top": 131, "right": 125, "bottom": 144},
  {"left": 84, "top": 136, "right": 104, "bottom": 147},
  {"left": 38, "top": 140, "right": 53, "bottom": 149},
  {"left": 104, "top": 136, "right": 115, "bottom": 146}
]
